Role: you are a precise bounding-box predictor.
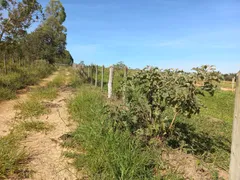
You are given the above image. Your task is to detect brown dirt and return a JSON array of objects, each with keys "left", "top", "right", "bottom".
[
  {"left": 22, "top": 88, "right": 82, "bottom": 179},
  {"left": 0, "top": 72, "right": 59, "bottom": 137},
  {"left": 20, "top": 70, "right": 83, "bottom": 179},
  {"left": 162, "top": 149, "right": 229, "bottom": 180}
]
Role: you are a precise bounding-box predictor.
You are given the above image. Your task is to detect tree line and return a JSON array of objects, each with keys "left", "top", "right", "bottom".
[{"left": 0, "top": 0, "right": 73, "bottom": 74}]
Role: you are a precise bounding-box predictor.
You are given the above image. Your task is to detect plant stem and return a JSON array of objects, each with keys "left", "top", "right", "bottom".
[{"left": 169, "top": 110, "right": 179, "bottom": 129}]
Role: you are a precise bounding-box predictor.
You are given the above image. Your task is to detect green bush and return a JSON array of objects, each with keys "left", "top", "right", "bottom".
[
  {"left": 0, "top": 72, "right": 22, "bottom": 90},
  {"left": 0, "top": 87, "right": 16, "bottom": 101}
]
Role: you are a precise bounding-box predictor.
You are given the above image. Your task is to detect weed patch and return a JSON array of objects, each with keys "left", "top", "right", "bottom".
[
  {"left": 0, "top": 133, "right": 30, "bottom": 179},
  {"left": 66, "top": 87, "right": 158, "bottom": 179},
  {"left": 18, "top": 121, "right": 53, "bottom": 132},
  {"left": 48, "top": 74, "right": 66, "bottom": 88},
  {"left": 15, "top": 99, "right": 48, "bottom": 118},
  {"left": 30, "top": 86, "right": 58, "bottom": 100}
]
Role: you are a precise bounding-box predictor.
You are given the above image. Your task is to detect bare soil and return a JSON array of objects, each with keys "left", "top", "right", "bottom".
[
  {"left": 162, "top": 149, "right": 229, "bottom": 180},
  {"left": 20, "top": 70, "right": 83, "bottom": 179},
  {"left": 0, "top": 72, "right": 59, "bottom": 137},
  {"left": 22, "top": 87, "right": 82, "bottom": 180}
]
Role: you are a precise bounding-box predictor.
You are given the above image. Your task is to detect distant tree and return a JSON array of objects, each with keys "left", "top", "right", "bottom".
[
  {"left": 223, "top": 73, "right": 236, "bottom": 81},
  {"left": 114, "top": 61, "right": 126, "bottom": 69},
  {"left": 28, "top": 0, "right": 67, "bottom": 64}
]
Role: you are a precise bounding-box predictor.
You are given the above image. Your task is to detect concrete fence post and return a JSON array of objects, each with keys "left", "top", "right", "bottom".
[
  {"left": 95, "top": 65, "right": 98, "bottom": 87},
  {"left": 232, "top": 77, "right": 236, "bottom": 92},
  {"left": 87, "top": 66, "right": 90, "bottom": 78},
  {"left": 230, "top": 72, "right": 240, "bottom": 180},
  {"left": 101, "top": 65, "right": 104, "bottom": 91},
  {"left": 91, "top": 65, "right": 93, "bottom": 85},
  {"left": 108, "top": 66, "right": 114, "bottom": 99}
]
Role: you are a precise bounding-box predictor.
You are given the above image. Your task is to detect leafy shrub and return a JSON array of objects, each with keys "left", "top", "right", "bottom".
[
  {"left": 116, "top": 65, "right": 222, "bottom": 137},
  {"left": 0, "top": 87, "right": 16, "bottom": 101},
  {"left": 0, "top": 72, "right": 22, "bottom": 90}
]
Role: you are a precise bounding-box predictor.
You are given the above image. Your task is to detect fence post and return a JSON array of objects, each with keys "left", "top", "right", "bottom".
[
  {"left": 95, "top": 65, "right": 98, "bottom": 87},
  {"left": 87, "top": 66, "right": 90, "bottom": 78},
  {"left": 91, "top": 65, "right": 93, "bottom": 85},
  {"left": 101, "top": 65, "right": 104, "bottom": 91},
  {"left": 123, "top": 66, "right": 128, "bottom": 102},
  {"left": 232, "top": 77, "right": 236, "bottom": 92},
  {"left": 124, "top": 66, "right": 128, "bottom": 78},
  {"left": 230, "top": 72, "right": 240, "bottom": 180},
  {"left": 108, "top": 66, "right": 114, "bottom": 99}
]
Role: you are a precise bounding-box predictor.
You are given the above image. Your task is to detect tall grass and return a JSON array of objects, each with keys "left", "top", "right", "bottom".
[
  {"left": 0, "top": 61, "right": 55, "bottom": 101},
  {"left": 0, "top": 133, "right": 29, "bottom": 179},
  {"left": 67, "top": 87, "right": 157, "bottom": 179}
]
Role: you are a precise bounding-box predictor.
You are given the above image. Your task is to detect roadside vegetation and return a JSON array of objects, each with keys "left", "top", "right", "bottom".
[{"left": 63, "top": 65, "right": 233, "bottom": 179}]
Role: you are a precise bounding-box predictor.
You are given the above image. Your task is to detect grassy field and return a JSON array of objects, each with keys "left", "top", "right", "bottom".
[
  {"left": 166, "top": 90, "right": 234, "bottom": 172},
  {"left": 220, "top": 81, "right": 236, "bottom": 89}
]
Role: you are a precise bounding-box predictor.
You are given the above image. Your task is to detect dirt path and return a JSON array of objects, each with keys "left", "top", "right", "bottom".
[
  {"left": 21, "top": 70, "right": 82, "bottom": 180},
  {"left": 0, "top": 71, "right": 59, "bottom": 137}
]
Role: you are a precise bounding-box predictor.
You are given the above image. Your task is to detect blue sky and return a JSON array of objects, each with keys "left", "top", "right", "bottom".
[{"left": 38, "top": 0, "right": 240, "bottom": 73}]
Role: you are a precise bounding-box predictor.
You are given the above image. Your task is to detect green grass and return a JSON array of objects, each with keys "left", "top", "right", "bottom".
[
  {"left": 220, "top": 81, "right": 235, "bottom": 89},
  {"left": 166, "top": 90, "right": 234, "bottom": 171},
  {"left": 0, "top": 87, "right": 16, "bottom": 101},
  {"left": 199, "top": 90, "right": 234, "bottom": 122},
  {"left": 47, "top": 73, "right": 66, "bottom": 88},
  {"left": 30, "top": 86, "right": 58, "bottom": 100},
  {"left": 15, "top": 99, "right": 48, "bottom": 118},
  {"left": 0, "top": 133, "right": 30, "bottom": 179},
  {"left": 0, "top": 62, "right": 55, "bottom": 101},
  {"left": 65, "top": 68, "right": 234, "bottom": 178},
  {"left": 0, "top": 119, "right": 53, "bottom": 179},
  {"left": 66, "top": 86, "right": 158, "bottom": 179},
  {"left": 18, "top": 121, "right": 53, "bottom": 132}
]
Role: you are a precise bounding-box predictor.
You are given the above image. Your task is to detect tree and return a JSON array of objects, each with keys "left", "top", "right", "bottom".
[
  {"left": 33, "top": 0, "right": 67, "bottom": 64},
  {"left": 45, "top": 0, "right": 66, "bottom": 24},
  {"left": 0, "top": 0, "right": 42, "bottom": 42},
  {"left": 0, "top": 0, "right": 42, "bottom": 72}
]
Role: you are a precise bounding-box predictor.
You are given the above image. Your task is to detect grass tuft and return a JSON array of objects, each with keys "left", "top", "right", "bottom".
[
  {"left": 18, "top": 121, "right": 53, "bottom": 132},
  {"left": 15, "top": 99, "right": 48, "bottom": 118},
  {"left": 0, "top": 133, "right": 30, "bottom": 179},
  {"left": 30, "top": 86, "right": 58, "bottom": 100},
  {"left": 48, "top": 74, "right": 66, "bottom": 88}
]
